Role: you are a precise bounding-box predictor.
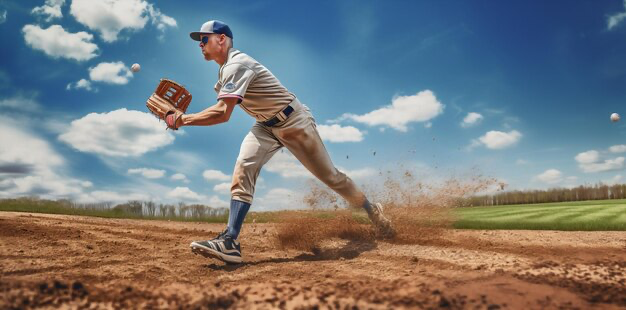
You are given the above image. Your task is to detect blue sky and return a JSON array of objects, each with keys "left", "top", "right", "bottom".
[{"left": 1, "top": 0, "right": 626, "bottom": 210}]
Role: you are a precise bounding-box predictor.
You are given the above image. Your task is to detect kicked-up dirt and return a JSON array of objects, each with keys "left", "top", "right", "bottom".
[{"left": 0, "top": 211, "right": 625, "bottom": 309}]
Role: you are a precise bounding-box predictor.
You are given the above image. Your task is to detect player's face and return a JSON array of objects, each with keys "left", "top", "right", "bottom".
[
  {"left": 199, "top": 35, "right": 212, "bottom": 61},
  {"left": 199, "top": 34, "right": 222, "bottom": 62}
]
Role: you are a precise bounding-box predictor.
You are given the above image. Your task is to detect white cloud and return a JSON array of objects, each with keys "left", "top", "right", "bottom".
[
  {"left": 208, "top": 195, "right": 229, "bottom": 208},
  {"left": 170, "top": 173, "right": 189, "bottom": 183},
  {"left": 22, "top": 24, "right": 98, "bottom": 61},
  {"left": 0, "top": 95, "right": 40, "bottom": 112},
  {"left": 59, "top": 108, "right": 174, "bottom": 157},
  {"left": 128, "top": 168, "right": 165, "bottom": 179},
  {"left": 254, "top": 188, "right": 302, "bottom": 211},
  {"left": 0, "top": 116, "right": 92, "bottom": 200},
  {"left": 265, "top": 151, "right": 311, "bottom": 178},
  {"left": 575, "top": 150, "right": 599, "bottom": 164},
  {"left": 0, "top": 10, "right": 7, "bottom": 24},
  {"left": 338, "top": 167, "right": 377, "bottom": 180},
  {"left": 213, "top": 182, "right": 231, "bottom": 195},
  {"left": 574, "top": 148, "right": 626, "bottom": 173},
  {"left": 32, "top": 0, "right": 65, "bottom": 22},
  {"left": 533, "top": 170, "right": 578, "bottom": 188},
  {"left": 608, "top": 13, "right": 626, "bottom": 30},
  {"left": 256, "top": 176, "right": 266, "bottom": 189},
  {"left": 477, "top": 130, "right": 522, "bottom": 149},
  {"left": 162, "top": 151, "right": 205, "bottom": 175},
  {"left": 0, "top": 118, "right": 171, "bottom": 204},
  {"left": 146, "top": 3, "right": 177, "bottom": 31},
  {"left": 202, "top": 169, "right": 231, "bottom": 182},
  {"left": 607, "top": 1, "right": 626, "bottom": 30},
  {"left": 343, "top": 90, "right": 444, "bottom": 132},
  {"left": 461, "top": 112, "right": 483, "bottom": 128},
  {"left": 535, "top": 169, "right": 563, "bottom": 184},
  {"left": 464, "top": 139, "right": 482, "bottom": 151},
  {"left": 578, "top": 157, "right": 624, "bottom": 173},
  {"left": 89, "top": 62, "right": 132, "bottom": 85},
  {"left": 76, "top": 190, "right": 149, "bottom": 204},
  {"left": 167, "top": 186, "right": 205, "bottom": 202},
  {"left": 66, "top": 79, "right": 94, "bottom": 91},
  {"left": 516, "top": 159, "right": 529, "bottom": 165},
  {"left": 609, "top": 145, "right": 626, "bottom": 153},
  {"left": 70, "top": 0, "right": 176, "bottom": 42},
  {"left": 316, "top": 124, "right": 364, "bottom": 142},
  {"left": 604, "top": 174, "right": 622, "bottom": 185},
  {"left": 75, "top": 79, "right": 93, "bottom": 90},
  {"left": 0, "top": 122, "right": 63, "bottom": 168}
]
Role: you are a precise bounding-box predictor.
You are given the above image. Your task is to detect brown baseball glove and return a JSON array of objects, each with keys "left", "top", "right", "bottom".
[{"left": 146, "top": 79, "right": 192, "bottom": 130}]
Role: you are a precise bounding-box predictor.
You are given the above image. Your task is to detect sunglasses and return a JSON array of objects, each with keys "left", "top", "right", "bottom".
[{"left": 201, "top": 36, "right": 209, "bottom": 44}]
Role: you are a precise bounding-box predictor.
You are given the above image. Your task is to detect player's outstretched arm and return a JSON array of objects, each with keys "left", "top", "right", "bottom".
[{"left": 180, "top": 98, "right": 238, "bottom": 126}]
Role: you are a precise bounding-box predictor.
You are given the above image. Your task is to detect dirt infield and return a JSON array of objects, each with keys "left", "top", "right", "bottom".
[{"left": 1, "top": 212, "right": 625, "bottom": 309}]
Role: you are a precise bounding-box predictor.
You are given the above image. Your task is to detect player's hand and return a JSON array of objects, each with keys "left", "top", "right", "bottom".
[
  {"left": 145, "top": 79, "right": 191, "bottom": 130},
  {"left": 165, "top": 112, "right": 184, "bottom": 129}
]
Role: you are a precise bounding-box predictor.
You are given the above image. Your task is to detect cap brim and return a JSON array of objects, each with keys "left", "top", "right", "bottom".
[{"left": 189, "top": 32, "right": 212, "bottom": 41}]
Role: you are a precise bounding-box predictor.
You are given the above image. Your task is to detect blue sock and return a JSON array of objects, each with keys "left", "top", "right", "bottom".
[
  {"left": 362, "top": 199, "right": 374, "bottom": 216},
  {"left": 227, "top": 199, "right": 251, "bottom": 240}
]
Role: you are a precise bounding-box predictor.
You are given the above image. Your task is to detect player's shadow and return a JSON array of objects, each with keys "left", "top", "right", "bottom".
[{"left": 204, "top": 239, "right": 378, "bottom": 272}]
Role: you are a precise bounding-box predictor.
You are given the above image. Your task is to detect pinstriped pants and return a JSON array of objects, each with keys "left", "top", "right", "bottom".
[{"left": 230, "top": 98, "right": 366, "bottom": 207}]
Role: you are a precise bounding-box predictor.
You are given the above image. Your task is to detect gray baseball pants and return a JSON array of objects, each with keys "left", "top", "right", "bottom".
[{"left": 230, "top": 98, "right": 366, "bottom": 207}]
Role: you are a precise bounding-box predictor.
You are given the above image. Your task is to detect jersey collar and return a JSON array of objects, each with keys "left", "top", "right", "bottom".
[{"left": 219, "top": 48, "right": 240, "bottom": 79}]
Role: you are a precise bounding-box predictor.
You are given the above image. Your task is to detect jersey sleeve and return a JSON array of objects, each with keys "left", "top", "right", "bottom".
[{"left": 217, "top": 64, "right": 256, "bottom": 100}]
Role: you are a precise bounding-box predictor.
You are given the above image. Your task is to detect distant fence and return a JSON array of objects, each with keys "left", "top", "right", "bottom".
[{"left": 469, "top": 183, "right": 626, "bottom": 206}]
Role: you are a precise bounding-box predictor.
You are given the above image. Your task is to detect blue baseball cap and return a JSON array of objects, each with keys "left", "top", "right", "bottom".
[{"left": 190, "top": 20, "right": 233, "bottom": 41}]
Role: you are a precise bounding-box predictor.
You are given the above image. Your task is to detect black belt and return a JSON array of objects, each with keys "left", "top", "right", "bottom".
[{"left": 262, "top": 105, "right": 294, "bottom": 127}]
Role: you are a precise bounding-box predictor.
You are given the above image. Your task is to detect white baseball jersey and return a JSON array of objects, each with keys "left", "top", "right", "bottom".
[
  {"left": 215, "top": 48, "right": 296, "bottom": 121},
  {"left": 218, "top": 49, "right": 368, "bottom": 211}
]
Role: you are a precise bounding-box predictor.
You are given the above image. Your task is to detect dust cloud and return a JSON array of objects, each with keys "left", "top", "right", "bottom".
[{"left": 276, "top": 168, "right": 500, "bottom": 250}]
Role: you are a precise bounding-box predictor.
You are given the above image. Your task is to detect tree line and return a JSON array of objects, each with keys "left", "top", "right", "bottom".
[
  {"left": 1, "top": 197, "right": 228, "bottom": 219},
  {"left": 109, "top": 200, "right": 227, "bottom": 218},
  {"left": 468, "top": 183, "right": 626, "bottom": 206}
]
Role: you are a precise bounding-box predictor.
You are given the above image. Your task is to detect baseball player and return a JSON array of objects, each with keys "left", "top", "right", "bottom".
[{"left": 173, "top": 20, "right": 394, "bottom": 264}]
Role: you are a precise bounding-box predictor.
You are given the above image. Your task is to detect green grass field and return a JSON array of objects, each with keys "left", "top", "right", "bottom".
[{"left": 454, "top": 199, "right": 626, "bottom": 231}]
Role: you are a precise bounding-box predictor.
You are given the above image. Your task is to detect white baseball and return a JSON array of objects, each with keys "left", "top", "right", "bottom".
[
  {"left": 611, "top": 113, "right": 620, "bottom": 122},
  {"left": 131, "top": 63, "right": 141, "bottom": 73}
]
